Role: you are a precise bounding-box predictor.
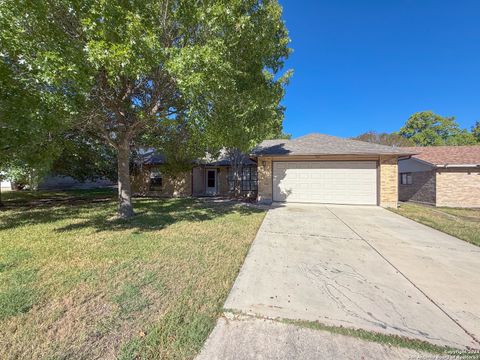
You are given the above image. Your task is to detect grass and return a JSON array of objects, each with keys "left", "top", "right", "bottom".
[
  {"left": 0, "top": 190, "right": 265, "bottom": 359},
  {"left": 282, "top": 318, "right": 457, "bottom": 355},
  {"left": 391, "top": 202, "right": 480, "bottom": 247}
]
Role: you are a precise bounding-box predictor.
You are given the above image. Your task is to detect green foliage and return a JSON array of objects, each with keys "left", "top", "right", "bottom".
[
  {"left": 0, "top": 61, "right": 67, "bottom": 185},
  {"left": 472, "top": 121, "right": 480, "bottom": 143},
  {"left": 353, "top": 131, "right": 415, "bottom": 147},
  {"left": 3, "top": 159, "right": 56, "bottom": 190},
  {"left": 51, "top": 132, "right": 117, "bottom": 181},
  {"left": 0, "top": 0, "right": 291, "bottom": 215},
  {"left": 266, "top": 130, "right": 292, "bottom": 140},
  {"left": 0, "top": 0, "right": 290, "bottom": 150},
  {"left": 399, "top": 111, "right": 477, "bottom": 146}
]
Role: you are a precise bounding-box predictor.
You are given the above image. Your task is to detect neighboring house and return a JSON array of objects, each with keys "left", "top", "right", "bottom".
[
  {"left": 131, "top": 150, "right": 258, "bottom": 198},
  {"left": 398, "top": 146, "right": 480, "bottom": 208},
  {"left": 251, "top": 133, "right": 411, "bottom": 207}
]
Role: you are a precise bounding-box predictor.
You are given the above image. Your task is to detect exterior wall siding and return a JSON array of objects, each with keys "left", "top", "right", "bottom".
[
  {"left": 436, "top": 168, "right": 480, "bottom": 208},
  {"left": 131, "top": 165, "right": 192, "bottom": 197},
  {"left": 379, "top": 155, "right": 398, "bottom": 208},
  {"left": 398, "top": 170, "right": 436, "bottom": 205}
]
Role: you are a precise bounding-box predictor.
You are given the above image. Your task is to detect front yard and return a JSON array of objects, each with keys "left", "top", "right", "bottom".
[
  {"left": 0, "top": 190, "right": 265, "bottom": 359},
  {"left": 392, "top": 202, "right": 480, "bottom": 247}
]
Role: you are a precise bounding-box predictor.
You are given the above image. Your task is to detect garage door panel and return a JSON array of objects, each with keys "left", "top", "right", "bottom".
[{"left": 273, "top": 161, "right": 377, "bottom": 205}]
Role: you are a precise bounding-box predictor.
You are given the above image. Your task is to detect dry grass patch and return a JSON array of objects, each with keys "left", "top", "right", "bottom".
[
  {"left": 0, "top": 190, "right": 265, "bottom": 359},
  {"left": 391, "top": 203, "right": 480, "bottom": 247}
]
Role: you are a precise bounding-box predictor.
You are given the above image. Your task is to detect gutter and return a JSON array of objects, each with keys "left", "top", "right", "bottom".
[
  {"left": 436, "top": 164, "right": 480, "bottom": 168},
  {"left": 250, "top": 152, "right": 416, "bottom": 158}
]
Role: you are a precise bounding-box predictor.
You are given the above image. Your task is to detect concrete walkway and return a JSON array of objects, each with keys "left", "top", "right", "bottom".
[
  {"left": 198, "top": 316, "right": 426, "bottom": 360},
  {"left": 200, "top": 204, "right": 480, "bottom": 358}
]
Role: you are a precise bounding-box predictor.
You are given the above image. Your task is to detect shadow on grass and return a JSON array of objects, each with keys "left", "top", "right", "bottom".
[
  {"left": 56, "top": 198, "right": 263, "bottom": 233},
  {"left": 0, "top": 191, "right": 264, "bottom": 233},
  {"left": 0, "top": 188, "right": 115, "bottom": 208}
]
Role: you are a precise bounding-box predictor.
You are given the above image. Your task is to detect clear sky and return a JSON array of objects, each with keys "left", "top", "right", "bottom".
[{"left": 279, "top": 0, "right": 480, "bottom": 138}]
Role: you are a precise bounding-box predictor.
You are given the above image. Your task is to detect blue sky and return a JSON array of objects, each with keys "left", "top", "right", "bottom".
[{"left": 279, "top": 0, "right": 480, "bottom": 138}]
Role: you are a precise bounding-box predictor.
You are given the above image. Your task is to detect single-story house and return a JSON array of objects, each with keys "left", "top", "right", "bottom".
[
  {"left": 398, "top": 146, "right": 480, "bottom": 207},
  {"left": 131, "top": 151, "right": 258, "bottom": 198},
  {"left": 132, "top": 133, "right": 413, "bottom": 207},
  {"left": 251, "top": 133, "right": 411, "bottom": 207}
]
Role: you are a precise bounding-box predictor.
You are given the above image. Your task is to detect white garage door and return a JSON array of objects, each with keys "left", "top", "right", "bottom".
[{"left": 272, "top": 161, "right": 378, "bottom": 205}]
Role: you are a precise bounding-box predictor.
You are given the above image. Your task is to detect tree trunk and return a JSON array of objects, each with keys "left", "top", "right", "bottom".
[
  {"left": 0, "top": 184, "right": 3, "bottom": 207},
  {"left": 117, "top": 140, "right": 134, "bottom": 218}
]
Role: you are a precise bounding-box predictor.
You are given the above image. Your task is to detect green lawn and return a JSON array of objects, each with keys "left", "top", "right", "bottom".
[
  {"left": 392, "top": 202, "right": 480, "bottom": 247},
  {"left": 0, "top": 190, "right": 265, "bottom": 359}
]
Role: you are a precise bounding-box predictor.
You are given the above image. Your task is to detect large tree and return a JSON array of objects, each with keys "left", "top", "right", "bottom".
[
  {"left": 399, "top": 111, "right": 477, "bottom": 146},
  {"left": 0, "top": 0, "right": 291, "bottom": 217}
]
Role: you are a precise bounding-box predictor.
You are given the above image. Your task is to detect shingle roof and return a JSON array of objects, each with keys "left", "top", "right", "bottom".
[
  {"left": 139, "top": 150, "right": 255, "bottom": 166},
  {"left": 141, "top": 151, "right": 166, "bottom": 165},
  {"left": 401, "top": 146, "right": 480, "bottom": 166},
  {"left": 252, "top": 133, "right": 414, "bottom": 156}
]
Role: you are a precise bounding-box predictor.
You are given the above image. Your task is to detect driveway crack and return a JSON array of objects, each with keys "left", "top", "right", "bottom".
[{"left": 325, "top": 206, "right": 480, "bottom": 348}]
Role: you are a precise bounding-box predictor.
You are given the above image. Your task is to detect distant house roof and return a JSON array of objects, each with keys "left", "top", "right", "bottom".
[
  {"left": 252, "top": 133, "right": 414, "bottom": 157},
  {"left": 401, "top": 146, "right": 480, "bottom": 166}
]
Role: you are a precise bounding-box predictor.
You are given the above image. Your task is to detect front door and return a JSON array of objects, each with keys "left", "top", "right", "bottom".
[{"left": 206, "top": 169, "right": 217, "bottom": 195}]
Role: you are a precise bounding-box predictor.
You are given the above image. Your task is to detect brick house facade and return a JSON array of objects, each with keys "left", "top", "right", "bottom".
[{"left": 399, "top": 146, "right": 480, "bottom": 208}]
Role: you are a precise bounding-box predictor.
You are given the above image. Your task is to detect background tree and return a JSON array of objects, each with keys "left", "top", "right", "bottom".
[
  {"left": 0, "top": 0, "right": 291, "bottom": 218},
  {"left": 0, "top": 55, "right": 71, "bottom": 204},
  {"left": 50, "top": 132, "right": 117, "bottom": 182},
  {"left": 353, "top": 131, "right": 415, "bottom": 147},
  {"left": 472, "top": 121, "right": 480, "bottom": 143},
  {"left": 399, "top": 111, "right": 477, "bottom": 146},
  {"left": 266, "top": 130, "right": 291, "bottom": 140}
]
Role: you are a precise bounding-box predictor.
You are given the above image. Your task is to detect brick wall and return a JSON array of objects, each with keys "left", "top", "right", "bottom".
[
  {"left": 379, "top": 155, "right": 398, "bottom": 208},
  {"left": 257, "top": 157, "right": 273, "bottom": 203},
  {"left": 398, "top": 170, "right": 436, "bottom": 205},
  {"left": 436, "top": 168, "right": 480, "bottom": 207},
  {"left": 131, "top": 166, "right": 192, "bottom": 197},
  {"left": 217, "top": 167, "right": 230, "bottom": 195}
]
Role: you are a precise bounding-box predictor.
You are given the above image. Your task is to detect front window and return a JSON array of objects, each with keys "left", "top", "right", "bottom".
[
  {"left": 400, "top": 172, "right": 413, "bottom": 185},
  {"left": 241, "top": 167, "right": 258, "bottom": 191},
  {"left": 229, "top": 167, "right": 258, "bottom": 192},
  {"left": 149, "top": 169, "right": 163, "bottom": 191}
]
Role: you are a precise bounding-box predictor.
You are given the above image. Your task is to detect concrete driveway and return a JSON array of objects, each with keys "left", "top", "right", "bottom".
[{"left": 224, "top": 204, "right": 480, "bottom": 350}]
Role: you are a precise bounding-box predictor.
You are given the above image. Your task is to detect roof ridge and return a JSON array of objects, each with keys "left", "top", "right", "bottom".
[{"left": 294, "top": 132, "right": 403, "bottom": 151}]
